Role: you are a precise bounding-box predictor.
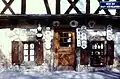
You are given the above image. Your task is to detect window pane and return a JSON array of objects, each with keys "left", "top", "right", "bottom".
[
  {"left": 24, "top": 56, "right": 28, "bottom": 61},
  {"left": 30, "top": 43, "right": 34, "bottom": 49},
  {"left": 30, "top": 56, "right": 34, "bottom": 61},
  {"left": 24, "top": 44, "right": 28, "bottom": 49},
  {"left": 67, "top": 38, "right": 71, "bottom": 42},
  {"left": 24, "top": 50, "right": 28, "bottom": 55},
  {"left": 30, "top": 50, "right": 34, "bottom": 55},
  {"left": 101, "top": 43, "right": 103, "bottom": 49}
]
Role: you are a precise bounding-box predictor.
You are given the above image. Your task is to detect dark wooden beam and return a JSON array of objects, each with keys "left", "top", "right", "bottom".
[
  {"left": 1, "top": 0, "right": 15, "bottom": 14},
  {"left": 104, "top": 0, "right": 111, "bottom": 15},
  {"left": 21, "top": 0, "right": 26, "bottom": 14},
  {"left": 65, "top": 0, "right": 82, "bottom": 14},
  {"left": 56, "top": 0, "right": 60, "bottom": 14},
  {"left": 86, "top": 0, "right": 90, "bottom": 14},
  {"left": 94, "top": 0, "right": 111, "bottom": 15},
  {"left": 0, "top": 14, "right": 119, "bottom": 28},
  {"left": 44, "top": 0, "right": 51, "bottom": 14}
]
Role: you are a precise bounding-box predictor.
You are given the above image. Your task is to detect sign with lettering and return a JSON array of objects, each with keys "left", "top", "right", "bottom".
[{"left": 100, "top": 1, "right": 120, "bottom": 9}]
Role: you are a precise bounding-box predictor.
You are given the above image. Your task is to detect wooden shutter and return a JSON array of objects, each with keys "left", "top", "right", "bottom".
[
  {"left": 35, "top": 39, "right": 44, "bottom": 65},
  {"left": 80, "top": 41, "right": 90, "bottom": 65},
  {"left": 12, "top": 41, "right": 19, "bottom": 65},
  {"left": 107, "top": 41, "right": 114, "bottom": 65},
  {"left": 18, "top": 42, "right": 24, "bottom": 64}
]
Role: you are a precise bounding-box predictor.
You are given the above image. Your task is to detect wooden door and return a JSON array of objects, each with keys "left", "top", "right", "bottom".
[{"left": 54, "top": 31, "right": 75, "bottom": 70}]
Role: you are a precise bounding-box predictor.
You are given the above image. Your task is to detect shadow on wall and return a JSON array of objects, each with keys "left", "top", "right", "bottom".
[{"left": 0, "top": 48, "right": 9, "bottom": 68}]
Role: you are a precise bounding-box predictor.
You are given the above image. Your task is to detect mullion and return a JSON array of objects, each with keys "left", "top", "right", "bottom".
[
  {"left": 28, "top": 43, "right": 30, "bottom": 61},
  {"left": 24, "top": 49, "right": 29, "bottom": 61},
  {"left": 30, "top": 49, "right": 35, "bottom": 61}
]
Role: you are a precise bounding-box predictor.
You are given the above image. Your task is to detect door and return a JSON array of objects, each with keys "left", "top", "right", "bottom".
[{"left": 54, "top": 31, "right": 75, "bottom": 70}]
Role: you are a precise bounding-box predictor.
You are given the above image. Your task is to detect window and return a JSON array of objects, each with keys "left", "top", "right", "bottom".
[
  {"left": 59, "top": 32, "right": 72, "bottom": 47},
  {"left": 23, "top": 42, "right": 35, "bottom": 62},
  {"left": 90, "top": 41, "right": 105, "bottom": 66},
  {"left": 12, "top": 41, "right": 43, "bottom": 65}
]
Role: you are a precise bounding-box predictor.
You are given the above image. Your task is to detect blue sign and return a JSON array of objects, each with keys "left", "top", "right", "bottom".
[{"left": 100, "top": 1, "right": 120, "bottom": 9}]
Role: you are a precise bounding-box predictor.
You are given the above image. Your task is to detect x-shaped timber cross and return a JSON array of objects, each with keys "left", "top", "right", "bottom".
[
  {"left": 65, "top": 0, "right": 82, "bottom": 14},
  {"left": 94, "top": 0, "right": 111, "bottom": 15},
  {"left": 1, "top": 0, "right": 15, "bottom": 14}
]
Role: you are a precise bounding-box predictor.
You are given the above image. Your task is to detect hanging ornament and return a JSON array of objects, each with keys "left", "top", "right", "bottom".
[
  {"left": 69, "top": 20, "right": 78, "bottom": 27},
  {"left": 106, "top": 25, "right": 113, "bottom": 41},
  {"left": 88, "top": 20, "right": 95, "bottom": 28},
  {"left": 53, "top": 21, "right": 60, "bottom": 27},
  {"left": 76, "top": 28, "right": 81, "bottom": 47}
]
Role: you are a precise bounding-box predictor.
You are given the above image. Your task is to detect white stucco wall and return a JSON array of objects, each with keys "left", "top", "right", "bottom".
[
  {"left": 0, "top": 27, "right": 37, "bottom": 67},
  {"left": 0, "top": 26, "right": 120, "bottom": 71},
  {"left": 0, "top": 26, "right": 54, "bottom": 71}
]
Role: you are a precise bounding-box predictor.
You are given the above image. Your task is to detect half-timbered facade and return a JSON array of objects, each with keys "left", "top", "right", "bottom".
[{"left": 0, "top": 0, "right": 120, "bottom": 71}]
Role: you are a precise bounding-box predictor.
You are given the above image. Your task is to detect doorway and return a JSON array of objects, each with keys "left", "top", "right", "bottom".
[{"left": 54, "top": 28, "right": 75, "bottom": 70}]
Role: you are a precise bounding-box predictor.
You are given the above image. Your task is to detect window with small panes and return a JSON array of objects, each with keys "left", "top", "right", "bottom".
[
  {"left": 23, "top": 42, "right": 35, "bottom": 61},
  {"left": 59, "top": 32, "right": 72, "bottom": 47}
]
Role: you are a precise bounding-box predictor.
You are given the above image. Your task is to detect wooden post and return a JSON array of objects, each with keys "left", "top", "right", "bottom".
[
  {"left": 44, "top": 0, "right": 51, "bottom": 14},
  {"left": 86, "top": 0, "right": 90, "bottom": 14},
  {"left": 21, "top": 0, "right": 26, "bottom": 14},
  {"left": 56, "top": 0, "right": 60, "bottom": 14}
]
